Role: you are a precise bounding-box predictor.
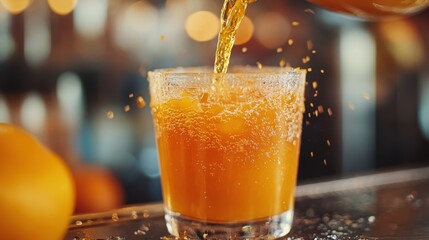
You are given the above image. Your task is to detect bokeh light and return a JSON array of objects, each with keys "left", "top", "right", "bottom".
[
  {"left": 114, "top": 1, "right": 158, "bottom": 51},
  {"left": 93, "top": 108, "right": 134, "bottom": 167},
  {"left": 20, "top": 92, "right": 47, "bottom": 135},
  {"left": 166, "top": 0, "right": 188, "bottom": 10},
  {"left": 166, "top": 0, "right": 209, "bottom": 18},
  {"left": 48, "top": 0, "right": 77, "bottom": 15},
  {"left": 185, "top": 11, "right": 220, "bottom": 42},
  {"left": 74, "top": 0, "right": 108, "bottom": 39},
  {"left": 56, "top": 72, "right": 84, "bottom": 129},
  {"left": 0, "top": 0, "right": 32, "bottom": 14},
  {"left": 0, "top": 7, "right": 14, "bottom": 62},
  {"left": 378, "top": 20, "right": 424, "bottom": 70},
  {"left": 254, "top": 12, "right": 290, "bottom": 49},
  {"left": 139, "top": 147, "right": 160, "bottom": 178},
  {"left": 234, "top": 16, "right": 254, "bottom": 45},
  {"left": 24, "top": 4, "right": 50, "bottom": 68}
]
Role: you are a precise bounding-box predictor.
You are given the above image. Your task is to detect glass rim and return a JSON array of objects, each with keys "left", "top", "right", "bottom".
[{"left": 148, "top": 65, "right": 307, "bottom": 78}]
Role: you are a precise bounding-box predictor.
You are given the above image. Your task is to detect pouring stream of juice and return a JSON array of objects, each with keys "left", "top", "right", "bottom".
[
  {"left": 213, "top": 0, "right": 429, "bottom": 75},
  {"left": 214, "top": 0, "right": 251, "bottom": 74}
]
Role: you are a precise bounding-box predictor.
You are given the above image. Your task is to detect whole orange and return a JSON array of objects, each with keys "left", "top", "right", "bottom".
[
  {"left": 0, "top": 123, "right": 75, "bottom": 240},
  {"left": 73, "top": 165, "right": 124, "bottom": 214}
]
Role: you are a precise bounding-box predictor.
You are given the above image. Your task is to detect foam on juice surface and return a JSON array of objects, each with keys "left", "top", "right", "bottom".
[{"left": 151, "top": 73, "right": 305, "bottom": 162}]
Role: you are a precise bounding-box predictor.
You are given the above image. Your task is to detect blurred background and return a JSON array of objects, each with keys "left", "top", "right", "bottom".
[{"left": 0, "top": 0, "right": 428, "bottom": 213}]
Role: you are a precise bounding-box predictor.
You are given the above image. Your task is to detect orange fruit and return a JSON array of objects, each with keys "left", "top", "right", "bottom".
[
  {"left": 73, "top": 165, "right": 124, "bottom": 214},
  {"left": 0, "top": 123, "right": 75, "bottom": 240}
]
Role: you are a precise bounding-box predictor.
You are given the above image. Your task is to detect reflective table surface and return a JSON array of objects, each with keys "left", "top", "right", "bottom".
[{"left": 66, "top": 166, "right": 429, "bottom": 239}]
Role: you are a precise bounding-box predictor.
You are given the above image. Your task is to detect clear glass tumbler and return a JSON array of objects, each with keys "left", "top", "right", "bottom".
[{"left": 148, "top": 66, "right": 306, "bottom": 239}]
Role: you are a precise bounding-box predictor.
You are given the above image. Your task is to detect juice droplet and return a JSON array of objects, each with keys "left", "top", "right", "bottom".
[
  {"left": 313, "top": 90, "right": 319, "bottom": 97},
  {"left": 304, "top": 8, "right": 315, "bottom": 14},
  {"left": 134, "top": 229, "right": 146, "bottom": 236},
  {"left": 107, "top": 236, "right": 125, "bottom": 240},
  {"left": 107, "top": 111, "right": 114, "bottom": 119},
  {"left": 312, "top": 81, "right": 318, "bottom": 89},
  {"left": 137, "top": 96, "right": 146, "bottom": 108},
  {"left": 302, "top": 56, "right": 311, "bottom": 64},
  {"left": 112, "top": 213, "right": 119, "bottom": 221},
  {"left": 242, "top": 225, "right": 252, "bottom": 232},
  {"left": 307, "top": 40, "right": 314, "bottom": 50},
  {"left": 131, "top": 211, "right": 138, "bottom": 219}
]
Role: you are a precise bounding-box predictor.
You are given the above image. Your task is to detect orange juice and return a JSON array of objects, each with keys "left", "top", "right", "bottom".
[
  {"left": 308, "top": 0, "right": 429, "bottom": 19},
  {"left": 149, "top": 67, "right": 305, "bottom": 226},
  {"left": 214, "top": 0, "right": 249, "bottom": 74}
]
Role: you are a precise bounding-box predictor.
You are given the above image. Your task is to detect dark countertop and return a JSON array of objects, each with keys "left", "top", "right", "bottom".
[{"left": 66, "top": 166, "right": 429, "bottom": 239}]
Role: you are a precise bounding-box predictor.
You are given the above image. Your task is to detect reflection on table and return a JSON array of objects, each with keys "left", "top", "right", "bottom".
[{"left": 66, "top": 166, "right": 429, "bottom": 239}]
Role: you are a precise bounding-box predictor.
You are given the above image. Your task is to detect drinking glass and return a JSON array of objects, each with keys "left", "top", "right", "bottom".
[{"left": 148, "top": 66, "right": 306, "bottom": 239}]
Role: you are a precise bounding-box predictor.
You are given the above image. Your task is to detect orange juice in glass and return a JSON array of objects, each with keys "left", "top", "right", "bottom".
[{"left": 148, "top": 66, "right": 306, "bottom": 239}]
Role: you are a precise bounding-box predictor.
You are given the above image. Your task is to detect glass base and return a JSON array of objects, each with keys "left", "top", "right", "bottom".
[{"left": 165, "top": 209, "right": 294, "bottom": 239}]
